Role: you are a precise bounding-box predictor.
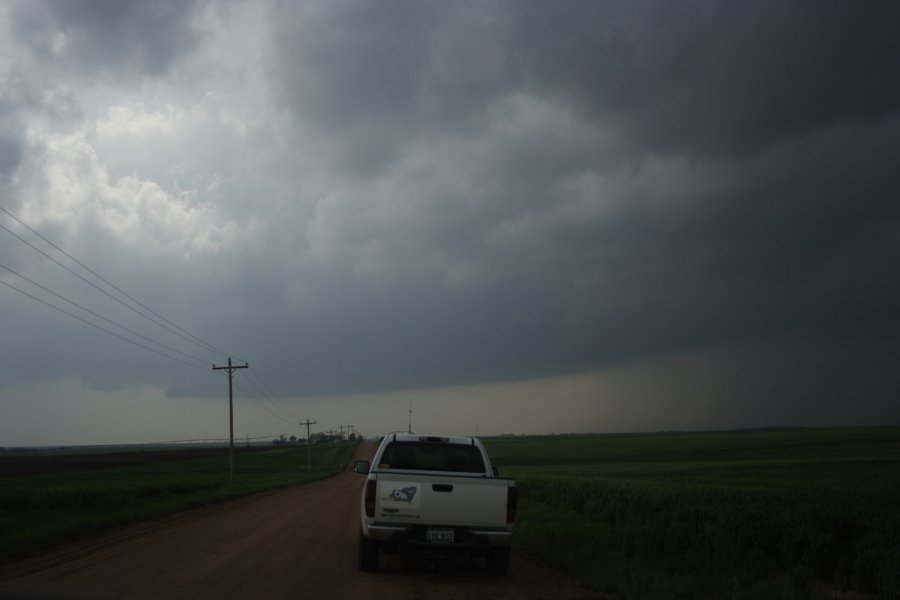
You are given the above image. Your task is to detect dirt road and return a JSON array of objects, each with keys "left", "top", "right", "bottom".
[{"left": 0, "top": 442, "right": 605, "bottom": 599}]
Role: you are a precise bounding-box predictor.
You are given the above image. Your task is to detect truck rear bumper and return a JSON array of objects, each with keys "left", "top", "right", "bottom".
[{"left": 366, "top": 523, "right": 513, "bottom": 548}]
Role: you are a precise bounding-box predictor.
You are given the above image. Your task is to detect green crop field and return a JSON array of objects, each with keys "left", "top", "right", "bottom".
[
  {"left": 3, "top": 430, "right": 898, "bottom": 598},
  {"left": 0, "top": 443, "right": 356, "bottom": 564},
  {"left": 484, "top": 427, "right": 900, "bottom": 600}
]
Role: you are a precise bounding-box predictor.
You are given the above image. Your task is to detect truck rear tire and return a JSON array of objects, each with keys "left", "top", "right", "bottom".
[
  {"left": 486, "top": 546, "right": 510, "bottom": 575},
  {"left": 358, "top": 529, "right": 379, "bottom": 572}
]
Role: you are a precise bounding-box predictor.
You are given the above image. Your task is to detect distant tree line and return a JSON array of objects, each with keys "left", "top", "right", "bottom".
[{"left": 271, "top": 432, "right": 360, "bottom": 446}]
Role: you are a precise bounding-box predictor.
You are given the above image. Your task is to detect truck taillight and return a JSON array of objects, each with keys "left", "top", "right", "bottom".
[
  {"left": 365, "top": 480, "right": 377, "bottom": 518},
  {"left": 506, "top": 485, "right": 517, "bottom": 524}
]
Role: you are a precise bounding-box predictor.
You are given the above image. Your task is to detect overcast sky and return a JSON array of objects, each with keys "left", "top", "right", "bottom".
[{"left": 1, "top": 1, "right": 898, "bottom": 446}]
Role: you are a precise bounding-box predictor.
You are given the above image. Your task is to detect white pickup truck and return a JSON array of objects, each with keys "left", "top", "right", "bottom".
[{"left": 353, "top": 432, "right": 517, "bottom": 574}]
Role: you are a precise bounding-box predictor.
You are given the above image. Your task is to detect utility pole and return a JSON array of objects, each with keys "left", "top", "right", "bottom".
[
  {"left": 299, "top": 419, "right": 316, "bottom": 471},
  {"left": 212, "top": 357, "right": 248, "bottom": 483}
]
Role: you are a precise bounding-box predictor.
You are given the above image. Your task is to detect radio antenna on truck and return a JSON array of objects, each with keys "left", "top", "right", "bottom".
[{"left": 408, "top": 399, "right": 413, "bottom": 434}]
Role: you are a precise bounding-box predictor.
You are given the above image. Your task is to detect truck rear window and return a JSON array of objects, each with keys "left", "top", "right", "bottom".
[{"left": 380, "top": 442, "right": 486, "bottom": 473}]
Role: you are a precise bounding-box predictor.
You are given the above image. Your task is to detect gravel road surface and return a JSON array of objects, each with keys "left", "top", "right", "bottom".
[{"left": 0, "top": 442, "right": 607, "bottom": 599}]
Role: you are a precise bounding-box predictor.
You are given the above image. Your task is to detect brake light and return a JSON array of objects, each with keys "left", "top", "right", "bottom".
[
  {"left": 365, "top": 480, "right": 376, "bottom": 518},
  {"left": 506, "top": 485, "right": 517, "bottom": 524},
  {"left": 419, "top": 436, "right": 448, "bottom": 443}
]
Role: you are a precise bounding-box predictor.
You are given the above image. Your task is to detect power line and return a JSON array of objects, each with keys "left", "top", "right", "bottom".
[
  {"left": 242, "top": 377, "right": 298, "bottom": 422},
  {"left": 0, "top": 261, "right": 213, "bottom": 366},
  {"left": 0, "top": 205, "right": 232, "bottom": 359},
  {"left": 0, "top": 203, "right": 231, "bottom": 357},
  {"left": 0, "top": 277, "right": 210, "bottom": 371},
  {"left": 246, "top": 368, "right": 299, "bottom": 419},
  {"left": 0, "top": 205, "right": 296, "bottom": 419},
  {"left": 0, "top": 219, "right": 219, "bottom": 358},
  {"left": 232, "top": 378, "right": 297, "bottom": 425}
]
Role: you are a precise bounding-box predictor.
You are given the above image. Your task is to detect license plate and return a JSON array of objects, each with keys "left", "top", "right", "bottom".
[{"left": 426, "top": 528, "right": 454, "bottom": 543}]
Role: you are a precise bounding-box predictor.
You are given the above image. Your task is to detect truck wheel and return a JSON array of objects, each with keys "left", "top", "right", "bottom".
[
  {"left": 358, "top": 529, "right": 379, "bottom": 572},
  {"left": 485, "top": 546, "right": 510, "bottom": 575}
]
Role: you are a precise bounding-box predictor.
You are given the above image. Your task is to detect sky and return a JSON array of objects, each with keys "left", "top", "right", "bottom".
[{"left": 1, "top": 1, "right": 898, "bottom": 446}]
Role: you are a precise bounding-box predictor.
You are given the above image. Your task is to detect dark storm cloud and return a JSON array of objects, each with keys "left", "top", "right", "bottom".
[
  {"left": 10, "top": 0, "right": 204, "bottom": 78},
  {"left": 2, "top": 0, "right": 898, "bottom": 421},
  {"left": 0, "top": 77, "right": 27, "bottom": 179},
  {"left": 0, "top": 131, "right": 21, "bottom": 179},
  {"left": 506, "top": 1, "right": 900, "bottom": 157},
  {"left": 272, "top": 1, "right": 900, "bottom": 167},
  {"left": 269, "top": 1, "right": 518, "bottom": 174},
  {"left": 248, "top": 0, "right": 900, "bottom": 397}
]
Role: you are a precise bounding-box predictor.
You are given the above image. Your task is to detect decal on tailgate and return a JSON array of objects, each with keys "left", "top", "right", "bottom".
[{"left": 379, "top": 482, "right": 420, "bottom": 508}]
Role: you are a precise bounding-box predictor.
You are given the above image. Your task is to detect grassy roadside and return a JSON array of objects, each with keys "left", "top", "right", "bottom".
[
  {"left": 0, "top": 443, "right": 357, "bottom": 564},
  {"left": 485, "top": 427, "right": 900, "bottom": 600}
]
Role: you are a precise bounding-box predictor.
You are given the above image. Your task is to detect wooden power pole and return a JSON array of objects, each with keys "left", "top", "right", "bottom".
[
  {"left": 213, "top": 357, "right": 248, "bottom": 483},
  {"left": 299, "top": 418, "right": 316, "bottom": 471}
]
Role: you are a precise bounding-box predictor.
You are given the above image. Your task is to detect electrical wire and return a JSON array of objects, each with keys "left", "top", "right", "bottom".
[
  {"left": 0, "top": 206, "right": 231, "bottom": 359},
  {"left": 0, "top": 277, "right": 210, "bottom": 371},
  {"left": 0, "top": 204, "right": 231, "bottom": 357},
  {"left": 1, "top": 204, "right": 293, "bottom": 409},
  {"left": 246, "top": 368, "right": 300, "bottom": 419},
  {"left": 241, "top": 374, "right": 294, "bottom": 420},
  {"left": 0, "top": 261, "right": 213, "bottom": 366},
  {"left": 232, "top": 377, "right": 298, "bottom": 425}
]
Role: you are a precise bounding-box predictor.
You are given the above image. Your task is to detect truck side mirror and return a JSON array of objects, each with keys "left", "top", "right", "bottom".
[{"left": 353, "top": 460, "right": 370, "bottom": 475}]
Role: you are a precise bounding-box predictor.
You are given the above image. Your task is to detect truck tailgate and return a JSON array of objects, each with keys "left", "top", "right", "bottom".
[{"left": 374, "top": 472, "right": 511, "bottom": 529}]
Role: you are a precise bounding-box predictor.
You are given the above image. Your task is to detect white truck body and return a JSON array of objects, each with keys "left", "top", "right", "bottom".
[{"left": 353, "top": 433, "right": 516, "bottom": 573}]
